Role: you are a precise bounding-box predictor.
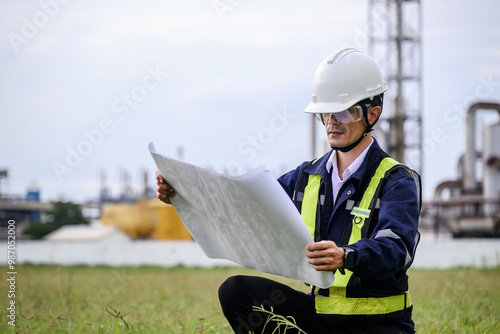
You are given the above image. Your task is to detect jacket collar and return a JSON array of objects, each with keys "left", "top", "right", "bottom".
[{"left": 303, "top": 138, "right": 385, "bottom": 185}]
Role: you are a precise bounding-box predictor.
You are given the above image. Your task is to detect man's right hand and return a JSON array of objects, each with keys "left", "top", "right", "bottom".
[{"left": 156, "top": 171, "right": 175, "bottom": 204}]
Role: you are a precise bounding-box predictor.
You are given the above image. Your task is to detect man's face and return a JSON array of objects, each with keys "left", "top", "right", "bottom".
[{"left": 322, "top": 111, "right": 367, "bottom": 149}]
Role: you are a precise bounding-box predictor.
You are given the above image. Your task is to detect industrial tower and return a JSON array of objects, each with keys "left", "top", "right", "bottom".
[{"left": 368, "top": 0, "right": 423, "bottom": 173}]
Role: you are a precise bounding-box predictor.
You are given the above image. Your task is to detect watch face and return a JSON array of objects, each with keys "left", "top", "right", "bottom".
[{"left": 345, "top": 250, "right": 356, "bottom": 269}]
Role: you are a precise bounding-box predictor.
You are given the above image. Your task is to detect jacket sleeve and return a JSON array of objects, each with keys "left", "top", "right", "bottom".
[{"left": 348, "top": 167, "right": 420, "bottom": 279}]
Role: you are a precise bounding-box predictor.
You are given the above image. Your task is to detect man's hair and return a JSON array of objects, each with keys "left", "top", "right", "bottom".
[{"left": 362, "top": 93, "right": 384, "bottom": 111}]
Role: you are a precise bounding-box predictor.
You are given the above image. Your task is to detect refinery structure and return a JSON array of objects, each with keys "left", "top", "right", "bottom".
[
  {"left": 421, "top": 103, "right": 500, "bottom": 237},
  {"left": 1, "top": 0, "right": 499, "bottom": 240}
]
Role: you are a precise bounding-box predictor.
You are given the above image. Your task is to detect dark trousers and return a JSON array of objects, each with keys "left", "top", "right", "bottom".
[{"left": 218, "top": 275, "right": 411, "bottom": 334}]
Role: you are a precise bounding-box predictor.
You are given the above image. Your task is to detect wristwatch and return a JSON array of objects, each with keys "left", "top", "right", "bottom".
[{"left": 342, "top": 247, "right": 357, "bottom": 270}]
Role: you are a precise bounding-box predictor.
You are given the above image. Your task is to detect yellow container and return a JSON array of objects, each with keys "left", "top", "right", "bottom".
[
  {"left": 148, "top": 200, "right": 193, "bottom": 240},
  {"left": 100, "top": 199, "right": 192, "bottom": 240}
]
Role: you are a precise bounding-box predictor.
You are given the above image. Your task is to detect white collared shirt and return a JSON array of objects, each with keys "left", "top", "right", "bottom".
[{"left": 326, "top": 138, "right": 374, "bottom": 204}]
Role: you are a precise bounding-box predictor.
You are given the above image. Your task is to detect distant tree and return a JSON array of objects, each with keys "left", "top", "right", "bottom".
[
  {"left": 23, "top": 200, "right": 89, "bottom": 239},
  {"left": 22, "top": 222, "right": 62, "bottom": 240},
  {"left": 45, "top": 200, "right": 89, "bottom": 226}
]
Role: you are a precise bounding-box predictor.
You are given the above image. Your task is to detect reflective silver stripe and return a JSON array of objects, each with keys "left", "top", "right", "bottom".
[
  {"left": 374, "top": 198, "right": 380, "bottom": 209},
  {"left": 374, "top": 229, "right": 400, "bottom": 240},
  {"left": 374, "top": 229, "right": 412, "bottom": 266},
  {"left": 346, "top": 199, "right": 355, "bottom": 210},
  {"left": 293, "top": 191, "right": 304, "bottom": 202},
  {"left": 409, "top": 170, "right": 421, "bottom": 209},
  {"left": 351, "top": 207, "right": 370, "bottom": 218},
  {"left": 320, "top": 194, "right": 325, "bottom": 206},
  {"left": 405, "top": 250, "right": 412, "bottom": 266},
  {"left": 411, "top": 231, "right": 421, "bottom": 266}
]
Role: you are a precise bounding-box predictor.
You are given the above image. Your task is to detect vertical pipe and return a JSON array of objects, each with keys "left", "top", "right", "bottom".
[
  {"left": 464, "top": 102, "right": 500, "bottom": 192},
  {"left": 395, "top": 0, "right": 405, "bottom": 163},
  {"left": 464, "top": 110, "right": 476, "bottom": 191}
]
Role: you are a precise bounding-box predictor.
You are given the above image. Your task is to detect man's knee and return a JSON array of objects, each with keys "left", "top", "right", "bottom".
[{"left": 219, "top": 275, "right": 249, "bottom": 307}]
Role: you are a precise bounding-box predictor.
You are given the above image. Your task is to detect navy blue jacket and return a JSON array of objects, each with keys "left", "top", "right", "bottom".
[{"left": 277, "top": 139, "right": 420, "bottom": 329}]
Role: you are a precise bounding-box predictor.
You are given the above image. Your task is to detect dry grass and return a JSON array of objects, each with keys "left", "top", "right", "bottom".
[{"left": 0, "top": 265, "right": 498, "bottom": 333}]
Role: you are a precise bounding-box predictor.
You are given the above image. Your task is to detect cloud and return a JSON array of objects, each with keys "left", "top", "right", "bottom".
[{"left": 2, "top": 0, "right": 500, "bottom": 203}]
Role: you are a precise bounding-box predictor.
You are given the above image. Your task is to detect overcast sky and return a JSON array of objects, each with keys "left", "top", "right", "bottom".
[{"left": 1, "top": 0, "right": 500, "bottom": 204}]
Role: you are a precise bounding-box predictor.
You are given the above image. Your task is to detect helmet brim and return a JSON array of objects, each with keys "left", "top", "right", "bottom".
[{"left": 304, "top": 99, "right": 356, "bottom": 114}]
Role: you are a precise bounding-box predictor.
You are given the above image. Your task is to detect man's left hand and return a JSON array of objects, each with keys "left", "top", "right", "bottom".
[{"left": 306, "top": 240, "right": 345, "bottom": 271}]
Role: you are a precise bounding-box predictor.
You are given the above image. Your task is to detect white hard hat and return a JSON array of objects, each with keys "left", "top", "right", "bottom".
[{"left": 304, "top": 48, "right": 387, "bottom": 114}]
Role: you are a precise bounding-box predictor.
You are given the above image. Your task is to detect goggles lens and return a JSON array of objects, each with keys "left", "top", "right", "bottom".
[{"left": 321, "top": 105, "right": 364, "bottom": 124}]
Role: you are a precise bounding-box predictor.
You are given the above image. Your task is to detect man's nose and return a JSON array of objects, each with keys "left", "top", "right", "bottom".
[{"left": 325, "top": 113, "right": 340, "bottom": 124}]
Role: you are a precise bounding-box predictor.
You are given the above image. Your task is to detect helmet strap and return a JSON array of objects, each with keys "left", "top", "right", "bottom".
[{"left": 331, "top": 131, "right": 368, "bottom": 152}]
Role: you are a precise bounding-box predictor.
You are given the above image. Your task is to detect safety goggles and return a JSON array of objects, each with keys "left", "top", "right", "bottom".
[{"left": 320, "top": 105, "right": 364, "bottom": 124}]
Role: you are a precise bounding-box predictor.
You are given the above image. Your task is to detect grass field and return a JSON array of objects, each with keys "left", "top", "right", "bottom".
[{"left": 1, "top": 265, "right": 499, "bottom": 333}]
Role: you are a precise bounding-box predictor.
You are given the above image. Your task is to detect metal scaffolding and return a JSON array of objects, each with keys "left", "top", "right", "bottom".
[{"left": 368, "top": 0, "right": 423, "bottom": 173}]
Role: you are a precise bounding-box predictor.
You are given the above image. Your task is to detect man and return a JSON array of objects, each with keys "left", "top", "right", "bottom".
[{"left": 156, "top": 48, "right": 421, "bottom": 333}]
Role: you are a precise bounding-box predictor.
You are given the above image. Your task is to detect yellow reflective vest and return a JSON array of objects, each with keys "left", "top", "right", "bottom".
[{"left": 294, "top": 153, "right": 421, "bottom": 323}]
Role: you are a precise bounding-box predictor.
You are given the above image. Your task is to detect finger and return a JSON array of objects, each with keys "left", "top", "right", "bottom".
[
  {"left": 307, "top": 256, "right": 334, "bottom": 264},
  {"left": 155, "top": 171, "right": 164, "bottom": 182},
  {"left": 166, "top": 185, "right": 175, "bottom": 195},
  {"left": 158, "top": 181, "right": 169, "bottom": 190},
  {"left": 308, "top": 257, "right": 334, "bottom": 266},
  {"left": 157, "top": 191, "right": 172, "bottom": 204},
  {"left": 158, "top": 184, "right": 175, "bottom": 196},
  {"left": 306, "top": 241, "right": 332, "bottom": 251},
  {"left": 306, "top": 250, "right": 325, "bottom": 258},
  {"left": 156, "top": 177, "right": 173, "bottom": 191},
  {"left": 308, "top": 256, "right": 338, "bottom": 271},
  {"left": 306, "top": 243, "right": 322, "bottom": 251},
  {"left": 157, "top": 186, "right": 168, "bottom": 195},
  {"left": 308, "top": 240, "right": 331, "bottom": 249},
  {"left": 308, "top": 257, "right": 326, "bottom": 265}
]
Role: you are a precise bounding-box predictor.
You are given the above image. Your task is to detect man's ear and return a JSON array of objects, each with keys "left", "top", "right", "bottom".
[{"left": 367, "top": 106, "right": 381, "bottom": 125}]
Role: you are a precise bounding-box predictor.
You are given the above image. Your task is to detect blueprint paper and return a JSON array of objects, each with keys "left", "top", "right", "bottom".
[{"left": 149, "top": 142, "right": 334, "bottom": 289}]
